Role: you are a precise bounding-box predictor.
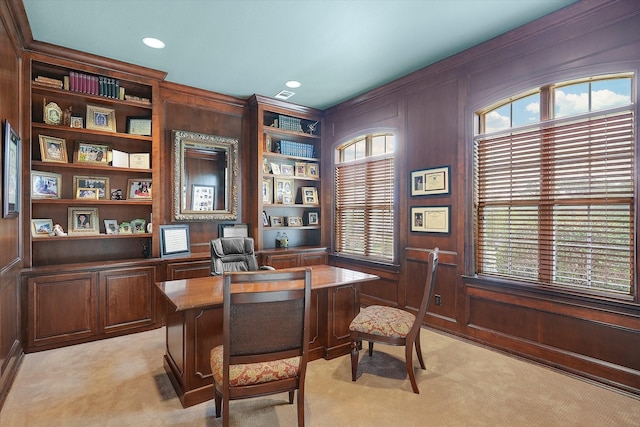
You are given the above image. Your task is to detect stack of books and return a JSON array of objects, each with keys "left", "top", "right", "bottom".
[
  {"left": 277, "top": 115, "right": 303, "bottom": 132},
  {"left": 33, "top": 76, "right": 63, "bottom": 89}
]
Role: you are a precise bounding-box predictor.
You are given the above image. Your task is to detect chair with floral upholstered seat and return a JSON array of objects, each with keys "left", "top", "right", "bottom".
[
  {"left": 210, "top": 268, "right": 312, "bottom": 427},
  {"left": 349, "top": 247, "right": 439, "bottom": 393}
]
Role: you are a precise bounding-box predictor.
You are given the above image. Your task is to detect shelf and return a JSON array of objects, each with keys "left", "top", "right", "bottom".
[
  {"left": 264, "top": 226, "right": 320, "bottom": 231},
  {"left": 32, "top": 123, "right": 152, "bottom": 142},
  {"left": 32, "top": 160, "right": 151, "bottom": 174},
  {"left": 263, "top": 152, "right": 319, "bottom": 163},
  {"left": 263, "top": 204, "right": 320, "bottom": 209},
  {"left": 32, "top": 198, "right": 152, "bottom": 205},
  {"left": 263, "top": 126, "right": 320, "bottom": 140},
  {"left": 263, "top": 173, "right": 319, "bottom": 182},
  {"left": 32, "top": 84, "right": 152, "bottom": 110},
  {"left": 32, "top": 233, "right": 151, "bottom": 242}
]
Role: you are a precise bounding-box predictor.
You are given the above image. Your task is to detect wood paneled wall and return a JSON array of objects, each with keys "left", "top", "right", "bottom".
[
  {"left": 324, "top": 0, "right": 640, "bottom": 395},
  {"left": 0, "top": 0, "right": 24, "bottom": 408}
]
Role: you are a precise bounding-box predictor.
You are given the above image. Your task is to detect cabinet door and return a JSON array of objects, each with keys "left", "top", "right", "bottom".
[
  {"left": 26, "top": 272, "right": 98, "bottom": 350},
  {"left": 300, "top": 251, "right": 328, "bottom": 266},
  {"left": 99, "top": 266, "right": 156, "bottom": 334},
  {"left": 166, "top": 260, "right": 211, "bottom": 280},
  {"left": 263, "top": 253, "right": 300, "bottom": 269}
]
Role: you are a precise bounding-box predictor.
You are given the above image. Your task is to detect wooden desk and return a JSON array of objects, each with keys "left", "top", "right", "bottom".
[{"left": 156, "top": 265, "right": 378, "bottom": 408}]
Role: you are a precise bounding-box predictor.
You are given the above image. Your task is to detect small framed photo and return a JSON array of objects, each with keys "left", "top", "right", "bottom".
[
  {"left": 410, "top": 206, "right": 450, "bottom": 234},
  {"left": 270, "top": 162, "right": 281, "bottom": 175},
  {"left": 73, "top": 176, "right": 109, "bottom": 200},
  {"left": 280, "top": 164, "right": 294, "bottom": 176},
  {"left": 86, "top": 104, "right": 116, "bottom": 132},
  {"left": 262, "top": 210, "right": 270, "bottom": 226},
  {"left": 119, "top": 221, "right": 132, "bottom": 234},
  {"left": 262, "top": 178, "right": 272, "bottom": 204},
  {"left": 301, "top": 186, "right": 318, "bottom": 205},
  {"left": 68, "top": 207, "right": 99, "bottom": 235},
  {"left": 295, "top": 162, "right": 307, "bottom": 177},
  {"left": 307, "top": 163, "right": 319, "bottom": 179},
  {"left": 74, "top": 141, "right": 110, "bottom": 165},
  {"left": 126, "top": 117, "right": 152, "bottom": 136},
  {"left": 270, "top": 216, "right": 284, "bottom": 227},
  {"left": 31, "top": 219, "right": 54, "bottom": 237},
  {"left": 305, "top": 210, "right": 319, "bottom": 226},
  {"left": 127, "top": 179, "right": 152, "bottom": 199},
  {"left": 263, "top": 133, "right": 272, "bottom": 152},
  {"left": 70, "top": 115, "right": 83, "bottom": 129},
  {"left": 3, "top": 120, "right": 21, "bottom": 217},
  {"left": 287, "top": 216, "right": 303, "bottom": 227},
  {"left": 104, "top": 219, "right": 119, "bottom": 235},
  {"left": 411, "top": 166, "right": 450, "bottom": 196},
  {"left": 191, "top": 184, "right": 215, "bottom": 211},
  {"left": 76, "top": 187, "right": 100, "bottom": 200},
  {"left": 274, "top": 178, "right": 294, "bottom": 204},
  {"left": 130, "top": 218, "right": 147, "bottom": 234},
  {"left": 262, "top": 158, "right": 271, "bottom": 174},
  {"left": 32, "top": 170, "right": 62, "bottom": 199},
  {"left": 43, "top": 101, "right": 62, "bottom": 125},
  {"left": 159, "top": 224, "right": 191, "bottom": 258},
  {"left": 39, "top": 135, "right": 68, "bottom": 163}
]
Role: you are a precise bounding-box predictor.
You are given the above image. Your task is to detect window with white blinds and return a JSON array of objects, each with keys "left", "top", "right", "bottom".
[
  {"left": 475, "top": 75, "right": 634, "bottom": 296},
  {"left": 335, "top": 134, "right": 395, "bottom": 261}
]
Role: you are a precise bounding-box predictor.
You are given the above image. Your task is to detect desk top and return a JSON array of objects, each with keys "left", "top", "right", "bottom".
[{"left": 156, "top": 265, "right": 379, "bottom": 311}]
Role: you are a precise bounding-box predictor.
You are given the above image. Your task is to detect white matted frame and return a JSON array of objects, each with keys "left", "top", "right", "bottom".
[
  {"left": 410, "top": 165, "right": 450, "bottom": 196},
  {"left": 410, "top": 205, "right": 450, "bottom": 234},
  {"left": 160, "top": 224, "right": 191, "bottom": 258}
]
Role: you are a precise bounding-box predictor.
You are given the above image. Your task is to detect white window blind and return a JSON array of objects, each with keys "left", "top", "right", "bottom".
[{"left": 475, "top": 111, "right": 634, "bottom": 295}]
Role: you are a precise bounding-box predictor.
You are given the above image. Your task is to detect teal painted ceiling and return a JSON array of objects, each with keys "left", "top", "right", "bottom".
[{"left": 22, "top": 0, "right": 577, "bottom": 109}]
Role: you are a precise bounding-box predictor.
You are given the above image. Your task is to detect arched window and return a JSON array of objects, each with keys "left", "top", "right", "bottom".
[
  {"left": 474, "top": 74, "right": 634, "bottom": 296},
  {"left": 334, "top": 133, "right": 395, "bottom": 262}
]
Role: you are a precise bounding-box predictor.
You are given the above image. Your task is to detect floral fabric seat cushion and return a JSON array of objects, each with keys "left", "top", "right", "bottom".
[
  {"left": 349, "top": 305, "right": 416, "bottom": 338},
  {"left": 210, "top": 346, "right": 300, "bottom": 387}
]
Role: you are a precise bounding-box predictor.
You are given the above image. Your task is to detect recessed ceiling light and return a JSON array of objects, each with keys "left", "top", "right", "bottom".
[
  {"left": 285, "top": 80, "right": 301, "bottom": 88},
  {"left": 142, "top": 37, "right": 165, "bottom": 49}
]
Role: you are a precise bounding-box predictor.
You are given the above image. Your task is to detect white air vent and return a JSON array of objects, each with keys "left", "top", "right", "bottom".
[{"left": 274, "top": 90, "right": 295, "bottom": 100}]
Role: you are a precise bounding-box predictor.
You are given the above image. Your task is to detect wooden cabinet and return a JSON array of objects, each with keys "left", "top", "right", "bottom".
[
  {"left": 25, "top": 53, "right": 162, "bottom": 267},
  {"left": 260, "top": 247, "right": 328, "bottom": 269},
  {"left": 249, "top": 95, "right": 327, "bottom": 254}
]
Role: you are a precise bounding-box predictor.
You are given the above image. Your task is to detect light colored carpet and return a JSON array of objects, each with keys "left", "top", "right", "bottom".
[{"left": 0, "top": 327, "right": 638, "bottom": 426}]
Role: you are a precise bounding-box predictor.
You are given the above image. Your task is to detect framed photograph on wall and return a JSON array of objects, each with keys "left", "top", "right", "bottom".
[
  {"left": 410, "top": 205, "right": 450, "bottom": 234},
  {"left": 411, "top": 166, "right": 450, "bottom": 196},
  {"left": 68, "top": 207, "right": 99, "bottom": 235},
  {"left": 39, "top": 135, "right": 68, "bottom": 163},
  {"left": 3, "top": 120, "right": 20, "bottom": 217},
  {"left": 32, "top": 170, "right": 62, "bottom": 199},
  {"left": 86, "top": 104, "right": 116, "bottom": 132}
]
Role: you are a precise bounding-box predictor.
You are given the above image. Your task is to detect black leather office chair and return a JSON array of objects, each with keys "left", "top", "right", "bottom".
[{"left": 210, "top": 237, "right": 274, "bottom": 276}]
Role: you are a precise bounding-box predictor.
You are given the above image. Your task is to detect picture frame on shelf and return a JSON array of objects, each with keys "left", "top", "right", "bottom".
[
  {"left": 191, "top": 184, "right": 215, "bottom": 211},
  {"left": 70, "top": 115, "right": 83, "bottom": 129},
  {"left": 119, "top": 221, "right": 132, "bottom": 234},
  {"left": 262, "top": 158, "right": 271, "bottom": 174},
  {"left": 75, "top": 187, "right": 100, "bottom": 200},
  {"left": 31, "top": 219, "right": 54, "bottom": 237},
  {"left": 3, "top": 120, "right": 21, "bottom": 217},
  {"left": 68, "top": 207, "right": 99, "bottom": 235},
  {"left": 104, "top": 219, "right": 119, "bottom": 235},
  {"left": 31, "top": 170, "right": 62, "bottom": 199},
  {"left": 43, "top": 101, "right": 62, "bottom": 125},
  {"left": 411, "top": 166, "right": 450, "bottom": 196},
  {"left": 73, "top": 175, "right": 109, "bottom": 200},
  {"left": 305, "top": 210, "right": 319, "bottom": 226},
  {"left": 280, "top": 164, "right": 294, "bottom": 176},
  {"left": 270, "top": 216, "right": 284, "bottom": 227},
  {"left": 159, "top": 224, "right": 191, "bottom": 258},
  {"left": 39, "top": 135, "right": 68, "bottom": 163},
  {"left": 307, "top": 163, "right": 319, "bottom": 179},
  {"left": 86, "top": 104, "right": 116, "bottom": 132},
  {"left": 274, "top": 178, "right": 294, "bottom": 204},
  {"left": 270, "top": 162, "right": 281, "bottom": 175},
  {"left": 262, "top": 178, "right": 272, "bottom": 204},
  {"left": 74, "top": 141, "right": 110, "bottom": 165},
  {"left": 287, "top": 216, "right": 302, "bottom": 227},
  {"left": 264, "top": 133, "right": 272, "bottom": 152},
  {"left": 410, "top": 205, "right": 450, "bottom": 234},
  {"left": 126, "top": 117, "right": 152, "bottom": 136},
  {"left": 127, "top": 179, "right": 152, "bottom": 199},
  {"left": 129, "top": 153, "right": 150, "bottom": 169},
  {"left": 295, "top": 162, "right": 307, "bottom": 177},
  {"left": 301, "top": 186, "right": 318, "bottom": 205},
  {"left": 130, "top": 218, "right": 147, "bottom": 234},
  {"left": 262, "top": 210, "right": 269, "bottom": 226}
]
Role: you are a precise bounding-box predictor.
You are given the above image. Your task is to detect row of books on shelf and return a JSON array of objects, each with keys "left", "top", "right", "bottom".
[
  {"left": 276, "top": 114, "right": 303, "bottom": 132},
  {"left": 33, "top": 73, "right": 151, "bottom": 106},
  {"left": 274, "top": 140, "right": 315, "bottom": 158}
]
